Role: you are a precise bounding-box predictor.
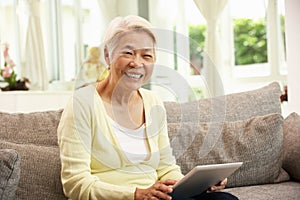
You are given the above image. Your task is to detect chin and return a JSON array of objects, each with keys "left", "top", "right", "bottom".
[{"left": 121, "top": 82, "right": 143, "bottom": 91}]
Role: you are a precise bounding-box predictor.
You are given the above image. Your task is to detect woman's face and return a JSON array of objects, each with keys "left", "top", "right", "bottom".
[{"left": 106, "top": 30, "right": 155, "bottom": 91}]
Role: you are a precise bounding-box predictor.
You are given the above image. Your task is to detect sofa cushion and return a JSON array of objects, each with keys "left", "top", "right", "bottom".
[
  {"left": 0, "top": 110, "right": 63, "bottom": 146},
  {"left": 0, "top": 149, "right": 20, "bottom": 200},
  {"left": 283, "top": 112, "right": 300, "bottom": 181},
  {"left": 164, "top": 82, "right": 281, "bottom": 124},
  {"left": 0, "top": 141, "right": 67, "bottom": 199},
  {"left": 224, "top": 181, "right": 300, "bottom": 200},
  {"left": 168, "top": 113, "right": 289, "bottom": 187}
]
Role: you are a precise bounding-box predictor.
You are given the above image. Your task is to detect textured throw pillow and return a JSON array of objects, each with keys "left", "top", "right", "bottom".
[
  {"left": 0, "top": 141, "right": 66, "bottom": 199},
  {"left": 168, "top": 113, "right": 289, "bottom": 188},
  {"left": 0, "top": 149, "right": 20, "bottom": 200},
  {"left": 0, "top": 109, "right": 63, "bottom": 146},
  {"left": 164, "top": 82, "right": 282, "bottom": 124},
  {"left": 283, "top": 112, "right": 300, "bottom": 181}
]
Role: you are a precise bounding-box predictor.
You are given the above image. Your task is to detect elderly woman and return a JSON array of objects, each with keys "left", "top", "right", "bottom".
[{"left": 57, "top": 15, "right": 238, "bottom": 200}]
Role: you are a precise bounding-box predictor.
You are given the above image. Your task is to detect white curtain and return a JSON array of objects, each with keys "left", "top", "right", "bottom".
[
  {"left": 193, "top": 0, "right": 228, "bottom": 96},
  {"left": 96, "top": 0, "right": 118, "bottom": 42},
  {"left": 21, "top": 0, "right": 48, "bottom": 90}
]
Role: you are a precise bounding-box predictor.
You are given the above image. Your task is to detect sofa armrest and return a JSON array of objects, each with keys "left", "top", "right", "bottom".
[{"left": 283, "top": 112, "right": 300, "bottom": 181}]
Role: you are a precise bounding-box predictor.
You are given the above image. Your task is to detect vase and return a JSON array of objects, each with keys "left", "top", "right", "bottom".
[{"left": 1, "top": 80, "right": 29, "bottom": 91}]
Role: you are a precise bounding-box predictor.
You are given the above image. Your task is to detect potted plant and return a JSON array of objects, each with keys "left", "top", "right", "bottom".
[{"left": 0, "top": 43, "right": 29, "bottom": 91}]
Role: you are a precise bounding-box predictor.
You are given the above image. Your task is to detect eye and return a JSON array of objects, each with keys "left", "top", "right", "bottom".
[
  {"left": 144, "top": 54, "right": 153, "bottom": 59},
  {"left": 122, "top": 51, "right": 133, "bottom": 55}
]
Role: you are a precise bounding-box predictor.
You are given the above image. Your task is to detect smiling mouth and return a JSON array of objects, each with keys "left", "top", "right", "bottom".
[{"left": 124, "top": 72, "right": 143, "bottom": 79}]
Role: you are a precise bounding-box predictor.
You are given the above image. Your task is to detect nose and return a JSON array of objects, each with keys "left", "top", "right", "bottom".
[{"left": 130, "top": 55, "right": 144, "bottom": 68}]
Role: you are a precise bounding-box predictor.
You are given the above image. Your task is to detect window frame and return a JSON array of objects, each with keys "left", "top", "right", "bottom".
[{"left": 228, "top": 0, "right": 287, "bottom": 82}]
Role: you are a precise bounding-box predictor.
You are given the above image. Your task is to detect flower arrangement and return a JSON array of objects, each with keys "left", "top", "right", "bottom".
[{"left": 0, "top": 43, "right": 29, "bottom": 91}]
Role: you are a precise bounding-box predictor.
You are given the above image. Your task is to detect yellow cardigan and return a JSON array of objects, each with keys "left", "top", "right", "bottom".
[{"left": 57, "top": 85, "right": 183, "bottom": 200}]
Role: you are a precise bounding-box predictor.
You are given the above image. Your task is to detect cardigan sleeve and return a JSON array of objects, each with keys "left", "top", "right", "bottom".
[
  {"left": 147, "top": 93, "right": 184, "bottom": 181},
  {"left": 156, "top": 116, "right": 184, "bottom": 181},
  {"left": 57, "top": 94, "right": 136, "bottom": 200}
]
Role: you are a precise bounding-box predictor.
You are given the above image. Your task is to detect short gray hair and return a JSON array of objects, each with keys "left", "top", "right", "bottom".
[{"left": 103, "top": 15, "right": 156, "bottom": 57}]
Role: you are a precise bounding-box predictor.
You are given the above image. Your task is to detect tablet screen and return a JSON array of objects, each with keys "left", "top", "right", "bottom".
[{"left": 172, "top": 162, "right": 243, "bottom": 198}]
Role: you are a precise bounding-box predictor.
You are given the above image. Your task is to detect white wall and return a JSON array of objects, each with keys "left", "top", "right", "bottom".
[{"left": 285, "top": 0, "right": 300, "bottom": 114}]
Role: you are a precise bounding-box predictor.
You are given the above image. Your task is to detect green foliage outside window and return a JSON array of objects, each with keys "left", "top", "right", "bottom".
[
  {"left": 189, "top": 19, "right": 268, "bottom": 66},
  {"left": 188, "top": 17, "right": 285, "bottom": 99},
  {"left": 189, "top": 24, "right": 206, "bottom": 62},
  {"left": 233, "top": 18, "right": 267, "bottom": 65},
  {"left": 280, "top": 15, "right": 286, "bottom": 59},
  {"left": 189, "top": 17, "right": 286, "bottom": 66}
]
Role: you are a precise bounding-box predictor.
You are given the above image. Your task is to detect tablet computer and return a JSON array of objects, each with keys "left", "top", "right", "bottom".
[{"left": 172, "top": 162, "right": 243, "bottom": 198}]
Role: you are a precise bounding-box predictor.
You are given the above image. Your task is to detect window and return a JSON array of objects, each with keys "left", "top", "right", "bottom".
[
  {"left": 186, "top": 0, "right": 209, "bottom": 100},
  {"left": 187, "top": 0, "right": 206, "bottom": 76},
  {"left": 188, "top": 0, "right": 286, "bottom": 95},
  {"left": 0, "top": 0, "right": 19, "bottom": 74},
  {"left": 229, "top": 0, "right": 286, "bottom": 79},
  {"left": 49, "top": 0, "right": 102, "bottom": 82},
  {"left": 1, "top": 0, "right": 102, "bottom": 85},
  {"left": 231, "top": 0, "right": 268, "bottom": 66}
]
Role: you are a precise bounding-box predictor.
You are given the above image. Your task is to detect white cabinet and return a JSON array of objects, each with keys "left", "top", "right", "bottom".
[{"left": 0, "top": 91, "right": 72, "bottom": 113}]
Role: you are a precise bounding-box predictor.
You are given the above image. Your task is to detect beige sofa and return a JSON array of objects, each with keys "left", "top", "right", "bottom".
[{"left": 0, "top": 82, "right": 299, "bottom": 200}]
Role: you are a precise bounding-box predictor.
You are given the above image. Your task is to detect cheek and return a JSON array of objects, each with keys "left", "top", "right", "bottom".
[
  {"left": 111, "top": 57, "right": 128, "bottom": 68},
  {"left": 145, "top": 64, "right": 154, "bottom": 76}
]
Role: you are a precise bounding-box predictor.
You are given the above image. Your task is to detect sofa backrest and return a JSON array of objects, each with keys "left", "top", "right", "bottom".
[
  {"left": 165, "top": 82, "right": 290, "bottom": 188},
  {"left": 0, "top": 109, "right": 66, "bottom": 199},
  {"left": 164, "top": 82, "right": 282, "bottom": 124},
  {"left": 0, "top": 110, "right": 63, "bottom": 146}
]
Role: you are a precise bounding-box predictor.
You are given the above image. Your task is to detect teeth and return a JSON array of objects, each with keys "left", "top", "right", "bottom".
[{"left": 125, "top": 72, "right": 142, "bottom": 79}]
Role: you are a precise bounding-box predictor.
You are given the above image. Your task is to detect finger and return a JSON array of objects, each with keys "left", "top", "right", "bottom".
[
  {"left": 221, "top": 178, "right": 228, "bottom": 186},
  {"left": 214, "top": 178, "right": 227, "bottom": 188},
  {"left": 218, "top": 185, "right": 226, "bottom": 190},
  {"left": 152, "top": 190, "right": 172, "bottom": 200},
  {"left": 210, "top": 184, "right": 225, "bottom": 191},
  {"left": 209, "top": 186, "right": 216, "bottom": 191},
  {"left": 161, "top": 179, "right": 177, "bottom": 186},
  {"left": 154, "top": 183, "right": 173, "bottom": 194}
]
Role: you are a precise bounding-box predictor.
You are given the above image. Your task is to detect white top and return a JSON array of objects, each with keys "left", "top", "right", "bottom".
[{"left": 108, "top": 117, "right": 150, "bottom": 163}]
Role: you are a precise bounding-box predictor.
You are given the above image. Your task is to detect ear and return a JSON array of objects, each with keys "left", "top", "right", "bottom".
[{"left": 104, "top": 46, "right": 110, "bottom": 65}]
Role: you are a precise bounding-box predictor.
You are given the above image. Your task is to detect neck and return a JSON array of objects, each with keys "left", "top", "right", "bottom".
[
  {"left": 112, "top": 88, "right": 139, "bottom": 106},
  {"left": 97, "top": 77, "right": 140, "bottom": 105}
]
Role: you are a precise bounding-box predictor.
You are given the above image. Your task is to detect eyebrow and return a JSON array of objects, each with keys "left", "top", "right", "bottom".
[
  {"left": 122, "top": 45, "right": 134, "bottom": 50},
  {"left": 121, "top": 45, "right": 153, "bottom": 52}
]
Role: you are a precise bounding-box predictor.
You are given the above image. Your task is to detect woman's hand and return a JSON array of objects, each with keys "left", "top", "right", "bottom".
[
  {"left": 208, "top": 178, "right": 227, "bottom": 192},
  {"left": 134, "top": 179, "right": 176, "bottom": 200}
]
